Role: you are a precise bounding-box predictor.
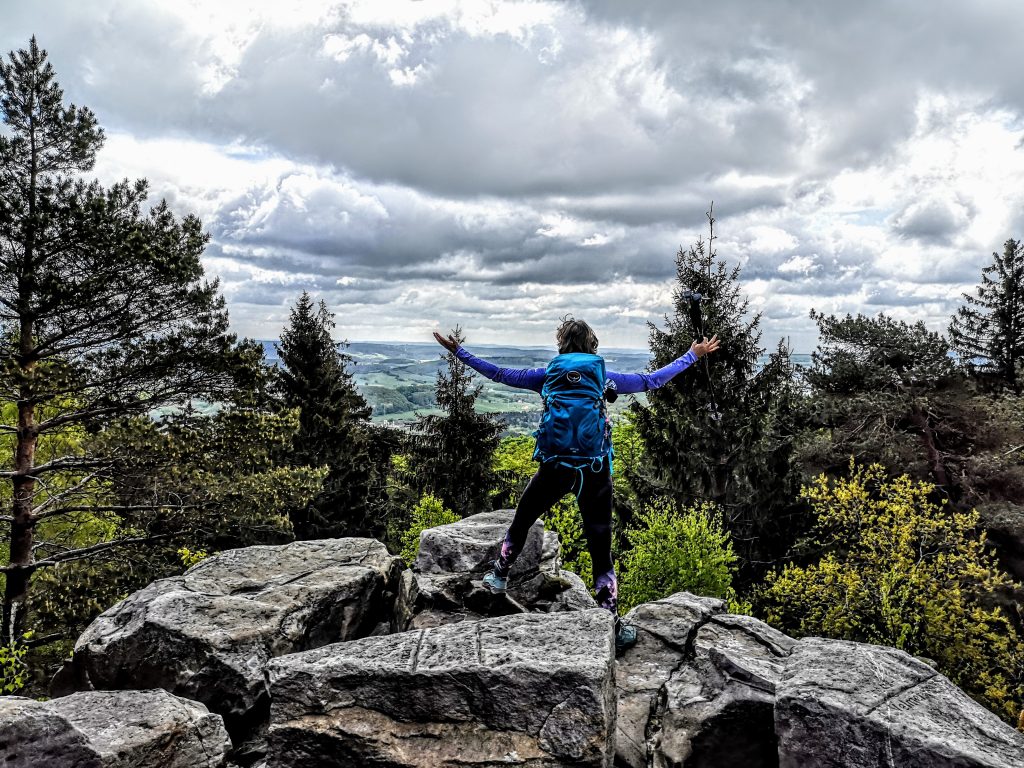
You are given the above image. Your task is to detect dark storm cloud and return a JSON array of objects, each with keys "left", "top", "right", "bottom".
[{"left": 890, "top": 198, "right": 968, "bottom": 245}]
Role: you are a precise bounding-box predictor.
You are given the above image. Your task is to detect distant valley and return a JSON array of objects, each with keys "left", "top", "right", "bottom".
[{"left": 259, "top": 340, "right": 811, "bottom": 435}]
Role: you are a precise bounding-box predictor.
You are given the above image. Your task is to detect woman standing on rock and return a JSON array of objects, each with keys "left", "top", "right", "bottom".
[{"left": 433, "top": 317, "right": 720, "bottom": 653}]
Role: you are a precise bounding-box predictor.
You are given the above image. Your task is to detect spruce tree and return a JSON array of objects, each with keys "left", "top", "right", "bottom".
[
  {"left": 410, "top": 327, "right": 502, "bottom": 517},
  {"left": 275, "top": 292, "right": 374, "bottom": 538},
  {"left": 949, "top": 238, "right": 1024, "bottom": 390},
  {"left": 630, "top": 216, "right": 802, "bottom": 584},
  {"left": 0, "top": 38, "right": 248, "bottom": 645}
]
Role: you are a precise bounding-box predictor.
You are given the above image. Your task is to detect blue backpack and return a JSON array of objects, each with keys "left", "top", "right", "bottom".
[{"left": 533, "top": 352, "right": 612, "bottom": 469}]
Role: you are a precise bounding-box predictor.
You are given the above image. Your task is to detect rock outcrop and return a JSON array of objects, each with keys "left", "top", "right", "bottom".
[
  {"left": 394, "top": 510, "right": 596, "bottom": 631},
  {"left": 0, "top": 689, "right": 230, "bottom": 768},
  {"left": 412, "top": 509, "right": 545, "bottom": 576},
  {"left": 28, "top": 510, "right": 1023, "bottom": 768},
  {"left": 777, "top": 638, "right": 1024, "bottom": 768},
  {"left": 616, "top": 592, "right": 1024, "bottom": 768},
  {"left": 57, "top": 538, "right": 402, "bottom": 741},
  {"left": 266, "top": 610, "right": 617, "bottom": 767}
]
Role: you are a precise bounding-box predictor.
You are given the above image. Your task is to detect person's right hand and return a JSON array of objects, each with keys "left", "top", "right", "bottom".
[
  {"left": 690, "top": 334, "right": 720, "bottom": 358},
  {"left": 433, "top": 331, "right": 459, "bottom": 353}
]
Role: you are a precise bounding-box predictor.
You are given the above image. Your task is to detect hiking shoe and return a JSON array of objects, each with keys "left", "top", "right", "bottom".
[
  {"left": 615, "top": 620, "right": 638, "bottom": 655},
  {"left": 482, "top": 564, "right": 508, "bottom": 593}
]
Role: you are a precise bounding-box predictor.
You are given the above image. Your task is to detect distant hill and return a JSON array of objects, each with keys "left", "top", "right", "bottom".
[{"left": 256, "top": 340, "right": 811, "bottom": 434}]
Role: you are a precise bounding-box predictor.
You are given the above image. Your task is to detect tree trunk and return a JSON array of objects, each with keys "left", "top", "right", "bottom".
[
  {"left": 3, "top": 401, "right": 36, "bottom": 646},
  {"left": 3, "top": 97, "right": 38, "bottom": 646},
  {"left": 909, "top": 402, "right": 952, "bottom": 492}
]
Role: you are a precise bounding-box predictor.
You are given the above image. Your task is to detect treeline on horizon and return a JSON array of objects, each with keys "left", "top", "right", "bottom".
[{"left": 2, "top": 38, "right": 1023, "bottom": 730}]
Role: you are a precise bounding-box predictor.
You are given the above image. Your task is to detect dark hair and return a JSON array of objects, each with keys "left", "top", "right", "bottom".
[{"left": 556, "top": 316, "right": 599, "bottom": 354}]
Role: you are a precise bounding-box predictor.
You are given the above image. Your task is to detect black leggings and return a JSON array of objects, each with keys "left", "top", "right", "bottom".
[{"left": 495, "top": 459, "right": 618, "bottom": 614}]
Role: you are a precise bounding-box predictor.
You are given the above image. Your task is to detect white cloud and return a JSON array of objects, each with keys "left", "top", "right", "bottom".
[{"left": 4, "top": 2, "right": 1024, "bottom": 352}]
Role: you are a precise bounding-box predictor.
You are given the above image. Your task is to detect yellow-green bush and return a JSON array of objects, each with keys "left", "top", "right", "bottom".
[
  {"left": 618, "top": 498, "right": 738, "bottom": 615},
  {"left": 759, "top": 462, "right": 1023, "bottom": 725},
  {"left": 177, "top": 547, "right": 210, "bottom": 569},
  {"left": 400, "top": 494, "right": 460, "bottom": 564},
  {"left": 1, "top": 641, "right": 27, "bottom": 694}
]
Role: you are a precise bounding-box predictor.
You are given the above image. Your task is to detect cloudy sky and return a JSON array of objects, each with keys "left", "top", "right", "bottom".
[{"left": 4, "top": 1, "right": 1024, "bottom": 351}]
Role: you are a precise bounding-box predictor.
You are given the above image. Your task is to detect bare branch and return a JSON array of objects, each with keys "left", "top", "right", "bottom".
[{"left": 1, "top": 534, "right": 172, "bottom": 574}]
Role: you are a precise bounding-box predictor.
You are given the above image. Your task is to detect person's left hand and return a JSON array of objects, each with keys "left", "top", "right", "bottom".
[
  {"left": 433, "top": 331, "right": 458, "bottom": 353},
  {"left": 690, "top": 334, "right": 721, "bottom": 358}
]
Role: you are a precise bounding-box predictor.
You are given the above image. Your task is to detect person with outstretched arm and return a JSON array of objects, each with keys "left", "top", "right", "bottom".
[{"left": 433, "top": 316, "right": 720, "bottom": 653}]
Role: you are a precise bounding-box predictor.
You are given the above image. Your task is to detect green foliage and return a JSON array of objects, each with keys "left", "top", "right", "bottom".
[
  {"left": 758, "top": 463, "right": 1024, "bottom": 724},
  {"left": 798, "top": 311, "right": 1024, "bottom": 525},
  {"left": 608, "top": 413, "right": 644, "bottom": 542},
  {"left": 13, "top": 405, "right": 326, "bottom": 696},
  {"left": 949, "top": 238, "right": 1024, "bottom": 390},
  {"left": 410, "top": 328, "right": 503, "bottom": 517},
  {"left": 177, "top": 548, "right": 209, "bottom": 568},
  {"left": 0, "top": 641, "right": 27, "bottom": 694},
  {"left": 101, "top": 408, "right": 325, "bottom": 551},
  {"left": 806, "top": 310, "right": 955, "bottom": 394},
  {"left": 491, "top": 435, "right": 537, "bottom": 509},
  {"left": 0, "top": 36, "right": 254, "bottom": 644},
  {"left": 631, "top": 227, "right": 803, "bottom": 584},
  {"left": 618, "top": 498, "right": 738, "bottom": 615},
  {"left": 400, "top": 494, "right": 460, "bottom": 564},
  {"left": 544, "top": 498, "right": 594, "bottom": 587}
]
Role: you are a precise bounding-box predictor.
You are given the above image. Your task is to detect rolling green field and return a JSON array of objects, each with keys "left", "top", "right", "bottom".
[{"left": 263, "top": 340, "right": 653, "bottom": 434}]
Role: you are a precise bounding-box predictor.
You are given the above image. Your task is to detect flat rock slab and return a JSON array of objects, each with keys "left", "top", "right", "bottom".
[
  {"left": 412, "top": 509, "right": 544, "bottom": 576},
  {"left": 267, "top": 609, "right": 617, "bottom": 767},
  {"left": 776, "top": 637, "right": 1024, "bottom": 768},
  {"left": 0, "top": 689, "right": 230, "bottom": 768},
  {"left": 61, "top": 538, "right": 403, "bottom": 730}
]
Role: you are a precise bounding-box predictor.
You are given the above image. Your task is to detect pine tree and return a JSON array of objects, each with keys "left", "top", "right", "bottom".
[
  {"left": 0, "top": 38, "right": 248, "bottom": 645},
  {"left": 410, "top": 327, "right": 503, "bottom": 517},
  {"left": 630, "top": 213, "right": 802, "bottom": 584},
  {"left": 275, "top": 292, "right": 374, "bottom": 538},
  {"left": 803, "top": 311, "right": 959, "bottom": 491},
  {"left": 949, "top": 238, "right": 1024, "bottom": 390}
]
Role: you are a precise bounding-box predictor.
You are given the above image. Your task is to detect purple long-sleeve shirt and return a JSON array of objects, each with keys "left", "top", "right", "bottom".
[{"left": 455, "top": 347, "right": 699, "bottom": 394}]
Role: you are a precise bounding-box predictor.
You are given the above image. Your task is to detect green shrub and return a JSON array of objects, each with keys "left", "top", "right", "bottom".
[
  {"left": 400, "top": 494, "right": 460, "bottom": 564},
  {"left": 758, "top": 462, "right": 1024, "bottom": 725},
  {"left": 177, "top": 547, "right": 209, "bottom": 569},
  {"left": 618, "top": 498, "right": 738, "bottom": 614}
]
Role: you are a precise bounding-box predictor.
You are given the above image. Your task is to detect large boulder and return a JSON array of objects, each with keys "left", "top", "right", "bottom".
[
  {"left": 776, "top": 638, "right": 1024, "bottom": 768},
  {"left": 58, "top": 538, "right": 403, "bottom": 740},
  {"left": 614, "top": 592, "right": 728, "bottom": 767},
  {"left": 615, "top": 591, "right": 1024, "bottom": 768},
  {"left": 0, "top": 689, "right": 230, "bottom": 768},
  {"left": 652, "top": 613, "right": 795, "bottom": 767},
  {"left": 394, "top": 510, "right": 596, "bottom": 632},
  {"left": 266, "top": 609, "right": 618, "bottom": 767},
  {"left": 412, "top": 509, "right": 545, "bottom": 576}
]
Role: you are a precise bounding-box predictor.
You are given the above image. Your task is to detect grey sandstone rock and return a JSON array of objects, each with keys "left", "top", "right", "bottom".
[
  {"left": 542, "top": 529, "right": 562, "bottom": 573},
  {"left": 535, "top": 569, "right": 599, "bottom": 613},
  {"left": 776, "top": 637, "right": 1024, "bottom": 768},
  {"left": 412, "top": 508, "right": 544, "bottom": 576},
  {"left": 393, "top": 511, "right": 596, "bottom": 631},
  {"left": 615, "top": 591, "right": 1024, "bottom": 768},
  {"left": 652, "top": 613, "right": 794, "bottom": 768},
  {"left": 0, "top": 689, "right": 230, "bottom": 767},
  {"left": 266, "top": 609, "right": 617, "bottom": 767},
  {"left": 615, "top": 592, "right": 792, "bottom": 768},
  {"left": 59, "top": 538, "right": 403, "bottom": 738}
]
